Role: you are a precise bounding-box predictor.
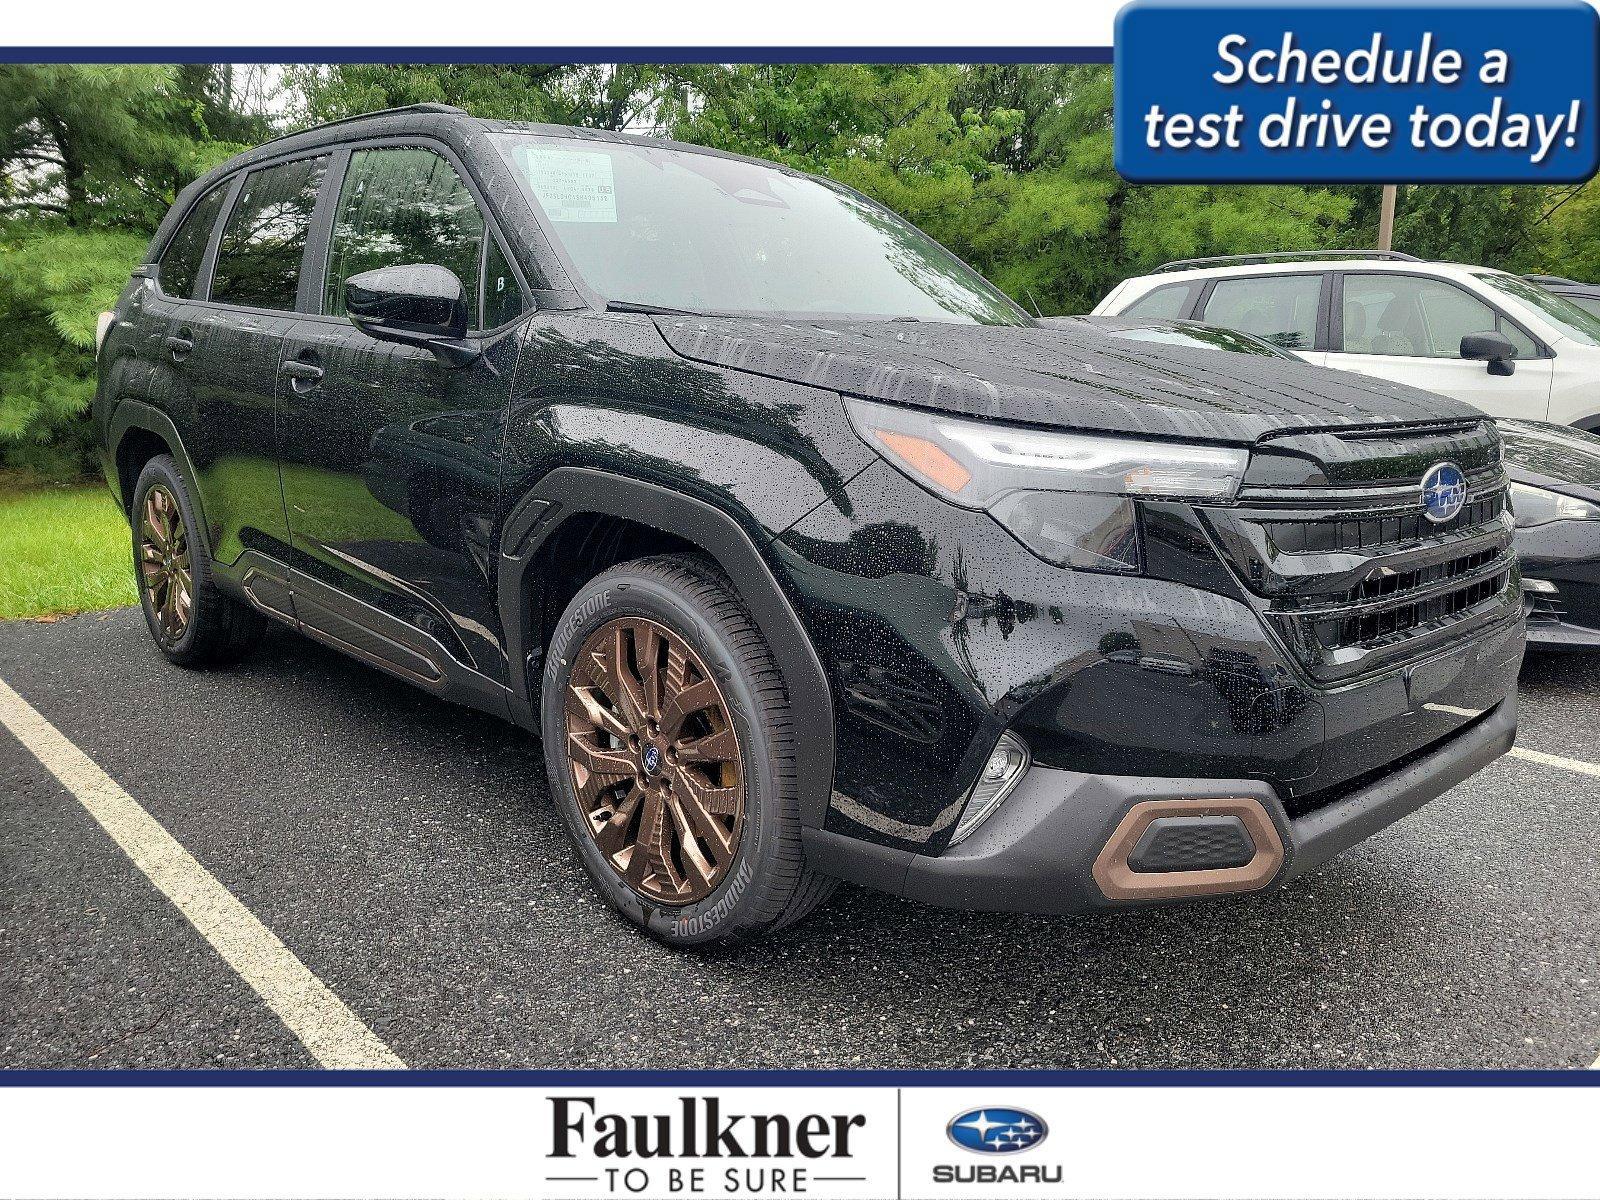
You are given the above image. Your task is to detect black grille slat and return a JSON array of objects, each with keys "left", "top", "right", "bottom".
[{"left": 1262, "top": 492, "right": 1505, "bottom": 559}]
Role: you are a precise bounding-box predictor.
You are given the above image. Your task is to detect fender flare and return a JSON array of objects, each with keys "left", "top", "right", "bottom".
[
  {"left": 499, "top": 466, "right": 836, "bottom": 828},
  {"left": 108, "top": 400, "right": 212, "bottom": 547}
]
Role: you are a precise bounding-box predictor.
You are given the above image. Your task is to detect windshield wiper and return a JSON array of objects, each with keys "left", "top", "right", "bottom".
[{"left": 604, "top": 300, "right": 710, "bottom": 317}]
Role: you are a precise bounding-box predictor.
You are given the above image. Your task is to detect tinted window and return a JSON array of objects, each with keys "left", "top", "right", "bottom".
[
  {"left": 211, "top": 156, "right": 328, "bottom": 311},
  {"left": 158, "top": 184, "right": 228, "bottom": 299},
  {"left": 1201, "top": 274, "right": 1321, "bottom": 351},
  {"left": 1121, "top": 283, "right": 1190, "bottom": 320},
  {"left": 325, "top": 148, "right": 484, "bottom": 325},
  {"left": 1342, "top": 274, "right": 1507, "bottom": 358},
  {"left": 491, "top": 134, "right": 1028, "bottom": 325},
  {"left": 482, "top": 236, "right": 524, "bottom": 329}
]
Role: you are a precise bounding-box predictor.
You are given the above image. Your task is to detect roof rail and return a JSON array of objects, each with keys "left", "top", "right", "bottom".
[
  {"left": 1151, "top": 250, "right": 1421, "bottom": 274},
  {"left": 255, "top": 103, "right": 469, "bottom": 151}
]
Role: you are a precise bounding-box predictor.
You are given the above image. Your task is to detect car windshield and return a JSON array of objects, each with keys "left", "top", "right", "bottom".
[
  {"left": 491, "top": 134, "right": 1028, "bottom": 325},
  {"left": 1475, "top": 272, "right": 1600, "bottom": 347}
]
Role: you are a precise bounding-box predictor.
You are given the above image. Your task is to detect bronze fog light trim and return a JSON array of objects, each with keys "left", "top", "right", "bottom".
[
  {"left": 564, "top": 616, "right": 745, "bottom": 906},
  {"left": 1091, "top": 797, "right": 1284, "bottom": 901}
]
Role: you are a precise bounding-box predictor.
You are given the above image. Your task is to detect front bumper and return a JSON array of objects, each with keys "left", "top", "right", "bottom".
[{"left": 804, "top": 691, "right": 1516, "bottom": 914}]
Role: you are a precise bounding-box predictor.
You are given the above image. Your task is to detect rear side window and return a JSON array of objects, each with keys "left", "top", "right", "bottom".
[
  {"left": 324, "top": 147, "right": 484, "bottom": 325},
  {"left": 157, "top": 185, "right": 228, "bottom": 299},
  {"left": 211, "top": 155, "right": 329, "bottom": 312},
  {"left": 1120, "top": 283, "right": 1190, "bottom": 320},
  {"left": 1201, "top": 274, "right": 1322, "bottom": 352}
]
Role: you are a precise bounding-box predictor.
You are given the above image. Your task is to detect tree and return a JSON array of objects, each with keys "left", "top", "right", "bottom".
[
  {"left": 0, "top": 66, "right": 256, "bottom": 473},
  {"left": 1, "top": 62, "right": 1587, "bottom": 478},
  {"left": 1538, "top": 183, "right": 1600, "bottom": 282}
]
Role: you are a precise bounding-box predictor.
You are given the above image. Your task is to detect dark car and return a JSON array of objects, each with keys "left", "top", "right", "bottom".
[
  {"left": 1500, "top": 419, "right": 1600, "bottom": 648},
  {"left": 93, "top": 106, "right": 1522, "bottom": 946},
  {"left": 1525, "top": 274, "right": 1600, "bottom": 320}
]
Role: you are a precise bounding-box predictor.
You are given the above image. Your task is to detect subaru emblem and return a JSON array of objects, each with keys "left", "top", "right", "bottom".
[
  {"left": 1420, "top": 462, "right": 1467, "bottom": 524},
  {"left": 947, "top": 1107, "right": 1048, "bottom": 1154}
]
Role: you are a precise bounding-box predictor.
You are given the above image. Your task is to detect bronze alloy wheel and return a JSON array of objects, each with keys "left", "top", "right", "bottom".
[
  {"left": 564, "top": 616, "right": 746, "bottom": 906},
  {"left": 138, "top": 483, "right": 192, "bottom": 642}
]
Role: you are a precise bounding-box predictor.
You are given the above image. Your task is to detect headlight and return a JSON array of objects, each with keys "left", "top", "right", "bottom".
[
  {"left": 845, "top": 397, "right": 1248, "bottom": 573},
  {"left": 1509, "top": 481, "right": 1600, "bottom": 527}
]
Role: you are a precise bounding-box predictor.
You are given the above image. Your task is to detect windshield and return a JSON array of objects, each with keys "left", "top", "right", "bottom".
[
  {"left": 1475, "top": 272, "right": 1600, "bottom": 347},
  {"left": 491, "top": 134, "right": 1028, "bottom": 325}
]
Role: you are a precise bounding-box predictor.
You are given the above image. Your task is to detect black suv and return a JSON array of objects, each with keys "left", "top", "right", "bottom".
[{"left": 95, "top": 105, "right": 1523, "bottom": 945}]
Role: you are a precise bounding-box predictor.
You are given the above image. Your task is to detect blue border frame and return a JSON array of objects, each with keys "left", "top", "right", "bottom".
[
  {"left": 0, "top": 47, "right": 1113, "bottom": 64},
  {"left": 2, "top": 1069, "right": 1596, "bottom": 1086}
]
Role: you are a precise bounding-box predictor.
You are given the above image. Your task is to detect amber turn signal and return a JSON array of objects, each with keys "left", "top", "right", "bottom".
[{"left": 874, "top": 429, "right": 972, "bottom": 495}]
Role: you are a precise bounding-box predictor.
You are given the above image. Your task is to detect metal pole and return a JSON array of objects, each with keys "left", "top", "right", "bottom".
[{"left": 1378, "top": 184, "right": 1398, "bottom": 252}]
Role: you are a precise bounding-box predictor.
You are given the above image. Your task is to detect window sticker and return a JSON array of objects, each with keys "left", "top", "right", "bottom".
[{"left": 514, "top": 145, "right": 617, "bottom": 223}]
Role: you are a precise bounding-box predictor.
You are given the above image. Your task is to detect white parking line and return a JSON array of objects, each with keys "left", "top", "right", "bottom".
[
  {"left": 0, "top": 675, "right": 404, "bottom": 1070},
  {"left": 1507, "top": 745, "right": 1600, "bottom": 779},
  {"left": 1425, "top": 702, "right": 1600, "bottom": 778}
]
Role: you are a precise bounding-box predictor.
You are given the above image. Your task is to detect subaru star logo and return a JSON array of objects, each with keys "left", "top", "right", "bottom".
[
  {"left": 642, "top": 745, "right": 661, "bottom": 774},
  {"left": 947, "top": 1107, "right": 1047, "bottom": 1154},
  {"left": 1421, "top": 462, "right": 1467, "bottom": 524}
]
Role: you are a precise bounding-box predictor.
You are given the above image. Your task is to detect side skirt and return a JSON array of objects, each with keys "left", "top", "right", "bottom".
[{"left": 215, "top": 551, "right": 514, "bottom": 723}]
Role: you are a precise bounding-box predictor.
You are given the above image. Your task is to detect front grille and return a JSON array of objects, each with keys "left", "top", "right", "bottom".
[
  {"left": 1312, "top": 559, "right": 1509, "bottom": 653},
  {"left": 1261, "top": 492, "right": 1505, "bottom": 555},
  {"left": 1202, "top": 422, "right": 1518, "bottom": 684}
]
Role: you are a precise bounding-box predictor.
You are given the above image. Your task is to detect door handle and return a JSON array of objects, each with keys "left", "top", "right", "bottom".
[
  {"left": 166, "top": 331, "right": 194, "bottom": 361},
  {"left": 282, "top": 359, "right": 324, "bottom": 388}
]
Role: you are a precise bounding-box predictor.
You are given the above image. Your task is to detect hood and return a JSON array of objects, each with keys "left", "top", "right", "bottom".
[
  {"left": 654, "top": 316, "right": 1480, "bottom": 444},
  {"left": 1498, "top": 419, "right": 1600, "bottom": 501}
]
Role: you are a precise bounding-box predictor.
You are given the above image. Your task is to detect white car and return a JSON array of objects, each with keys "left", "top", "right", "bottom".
[{"left": 1094, "top": 252, "right": 1600, "bottom": 429}]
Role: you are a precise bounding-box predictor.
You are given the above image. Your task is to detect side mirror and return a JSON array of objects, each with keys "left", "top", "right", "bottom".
[
  {"left": 1460, "top": 331, "right": 1517, "bottom": 377},
  {"left": 345, "top": 264, "right": 479, "bottom": 367}
]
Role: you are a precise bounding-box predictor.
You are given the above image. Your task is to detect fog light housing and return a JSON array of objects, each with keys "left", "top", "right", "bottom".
[{"left": 950, "top": 732, "right": 1030, "bottom": 846}]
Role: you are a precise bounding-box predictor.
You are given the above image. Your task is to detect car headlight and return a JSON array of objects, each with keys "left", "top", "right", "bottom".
[
  {"left": 845, "top": 397, "right": 1248, "bottom": 573},
  {"left": 1509, "top": 481, "right": 1600, "bottom": 528}
]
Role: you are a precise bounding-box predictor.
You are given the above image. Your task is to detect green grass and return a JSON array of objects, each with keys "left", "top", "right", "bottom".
[{"left": 0, "top": 477, "right": 139, "bottom": 620}]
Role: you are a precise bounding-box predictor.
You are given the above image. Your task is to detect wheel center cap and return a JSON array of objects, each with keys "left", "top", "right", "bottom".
[{"left": 641, "top": 744, "right": 662, "bottom": 775}]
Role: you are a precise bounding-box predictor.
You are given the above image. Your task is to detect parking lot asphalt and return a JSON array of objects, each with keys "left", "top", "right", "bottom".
[{"left": 2, "top": 608, "right": 1598, "bottom": 1071}]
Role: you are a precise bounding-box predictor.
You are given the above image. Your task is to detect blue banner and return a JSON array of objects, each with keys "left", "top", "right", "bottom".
[{"left": 1114, "top": 0, "right": 1600, "bottom": 183}]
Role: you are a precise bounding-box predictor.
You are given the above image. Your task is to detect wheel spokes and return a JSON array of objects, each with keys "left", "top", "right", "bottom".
[
  {"left": 564, "top": 614, "right": 745, "bottom": 906},
  {"left": 138, "top": 484, "right": 193, "bottom": 642}
]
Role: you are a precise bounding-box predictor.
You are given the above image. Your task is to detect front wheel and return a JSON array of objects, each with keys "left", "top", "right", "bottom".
[{"left": 541, "top": 555, "right": 834, "bottom": 946}]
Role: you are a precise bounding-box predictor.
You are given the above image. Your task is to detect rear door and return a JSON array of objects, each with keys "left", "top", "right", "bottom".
[
  {"left": 127, "top": 179, "right": 232, "bottom": 486},
  {"left": 1324, "top": 272, "right": 1554, "bottom": 419},
  {"left": 188, "top": 153, "right": 331, "bottom": 567},
  {"left": 276, "top": 142, "right": 528, "bottom": 683}
]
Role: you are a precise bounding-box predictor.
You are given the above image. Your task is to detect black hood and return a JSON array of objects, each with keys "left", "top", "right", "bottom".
[
  {"left": 655, "top": 316, "right": 1480, "bottom": 444},
  {"left": 1499, "top": 419, "right": 1600, "bottom": 501}
]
